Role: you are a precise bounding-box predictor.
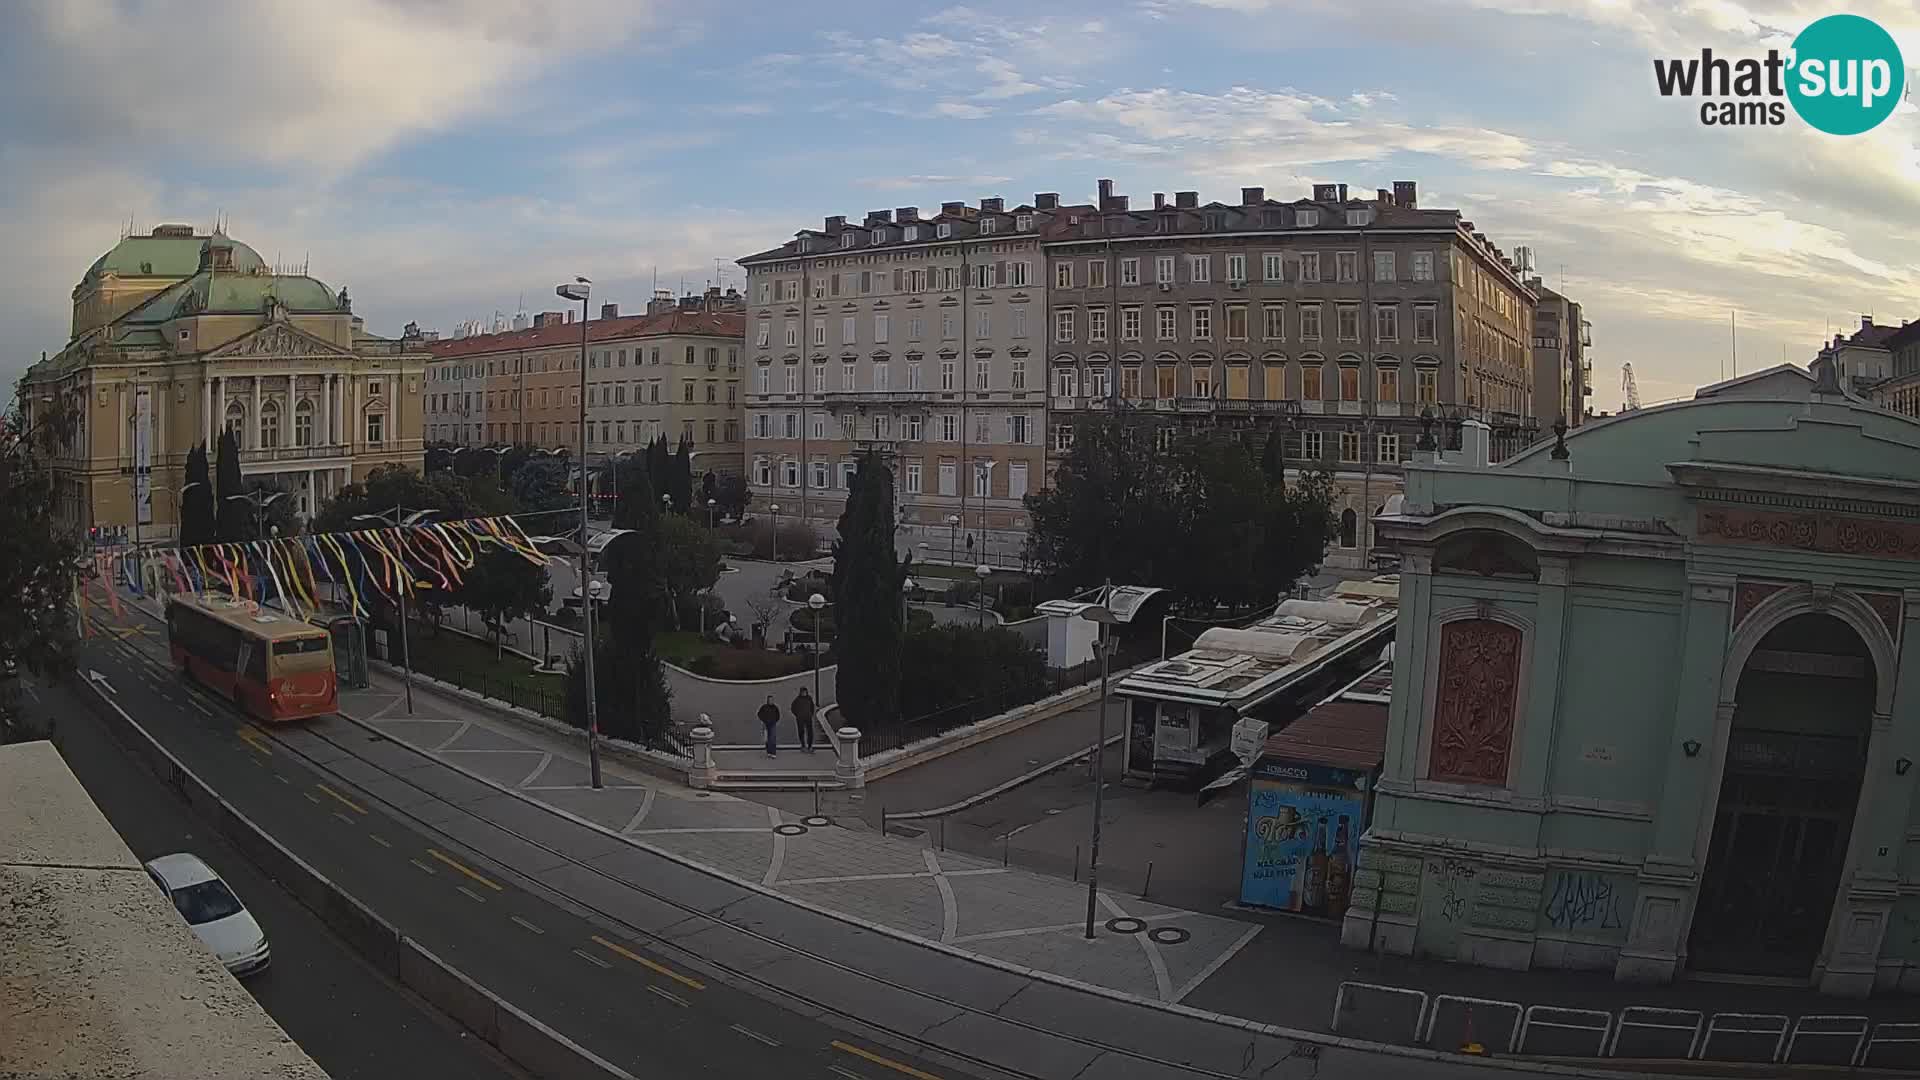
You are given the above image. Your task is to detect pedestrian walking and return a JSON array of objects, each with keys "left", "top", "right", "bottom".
[
  {"left": 791, "top": 687, "right": 817, "bottom": 753},
  {"left": 758, "top": 695, "right": 781, "bottom": 757}
]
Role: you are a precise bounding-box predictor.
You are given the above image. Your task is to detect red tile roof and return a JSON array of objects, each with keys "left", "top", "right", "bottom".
[
  {"left": 1261, "top": 701, "right": 1388, "bottom": 772},
  {"left": 424, "top": 310, "right": 743, "bottom": 360}
]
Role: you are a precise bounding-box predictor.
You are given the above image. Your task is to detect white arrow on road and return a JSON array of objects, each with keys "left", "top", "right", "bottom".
[{"left": 87, "top": 669, "right": 118, "bottom": 696}]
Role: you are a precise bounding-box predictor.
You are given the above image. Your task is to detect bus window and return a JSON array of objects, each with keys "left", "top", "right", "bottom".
[{"left": 271, "top": 637, "right": 330, "bottom": 655}]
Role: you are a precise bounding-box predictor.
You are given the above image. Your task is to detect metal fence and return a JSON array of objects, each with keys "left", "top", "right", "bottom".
[{"left": 858, "top": 649, "right": 1138, "bottom": 758}]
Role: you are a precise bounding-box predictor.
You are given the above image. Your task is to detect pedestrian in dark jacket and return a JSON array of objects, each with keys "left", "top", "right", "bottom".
[
  {"left": 757, "top": 695, "right": 780, "bottom": 757},
  {"left": 791, "top": 687, "right": 817, "bottom": 753}
]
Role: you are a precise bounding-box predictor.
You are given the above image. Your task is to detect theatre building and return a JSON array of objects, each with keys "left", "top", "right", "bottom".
[{"left": 1343, "top": 364, "right": 1920, "bottom": 996}]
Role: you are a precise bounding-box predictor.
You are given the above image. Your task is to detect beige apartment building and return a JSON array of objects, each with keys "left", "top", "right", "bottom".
[
  {"left": 1044, "top": 179, "right": 1540, "bottom": 569},
  {"left": 18, "top": 226, "right": 427, "bottom": 539},
  {"left": 1872, "top": 319, "right": 1920, "bottom": 418},
  {"left": 424, "top": 294, "right": 745, "bottom": 478},
  {"left": 1530, "top": 283, "right": 1591, "bottom": 427},
  {"left": 737, "top": 198, "right": 1062, "bottom": 558}
]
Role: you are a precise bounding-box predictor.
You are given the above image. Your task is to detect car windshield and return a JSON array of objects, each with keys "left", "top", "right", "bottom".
[{"left": 170, "top": 879, "right": 243, "bottom": 925}]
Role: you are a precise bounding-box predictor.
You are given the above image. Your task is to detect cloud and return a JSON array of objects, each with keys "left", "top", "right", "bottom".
[
  {"left": 933, "top": 102, "right": 993, "bottom": 120},
  {"left": 855, "top": 174, "right": 1014, "bottom": 190}
]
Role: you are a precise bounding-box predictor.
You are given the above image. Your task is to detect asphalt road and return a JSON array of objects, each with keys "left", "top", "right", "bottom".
[
  {"left": 23, "top": 675, "right": 521, "bottom": 1080},
  {"left": 66, "top": 622, "right": 983, "bottom": 1080}
]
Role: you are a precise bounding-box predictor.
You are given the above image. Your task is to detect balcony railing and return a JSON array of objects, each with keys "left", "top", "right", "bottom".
[
  {"left": 238, "top": 443, "right": 349, "bottom": 464},
  {"left": 819, "top": 390, "right": 935, "bottom": 406}
]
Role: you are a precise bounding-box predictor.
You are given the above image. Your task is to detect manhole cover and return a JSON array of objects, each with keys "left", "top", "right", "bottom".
[
  {"left": 1148, "top": 927, "right": 1191, "bottom": 945},
  {"left": 801, "top": 815, "right": 831, "bottom": 827},
  {"left": 1105, "top": 917, "right": 1147, "bottom": 934},
  {"left": 773, "top": 823, "right": 808, "bottom": 836}
]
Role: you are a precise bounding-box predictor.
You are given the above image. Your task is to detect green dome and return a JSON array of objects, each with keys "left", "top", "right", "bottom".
[{"left": 86, "top": 229, "right": 265, "bottom": 280}]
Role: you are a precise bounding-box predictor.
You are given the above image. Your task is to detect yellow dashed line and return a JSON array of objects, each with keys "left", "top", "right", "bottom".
[
  {"left": 315, "top": 783, "right": 367, "bottom": 815},
  {"left": 426, "top": 848, "right": 502, "bottom": 891},
  {"left": 831, "top": 1042, "right": 945, "bottom": 1080},
  {"left": 236, "top": 728, "right": 272, "bottom": 756},
  {"left": 589, "top": 934, "right": 706, "bottom": 991}
]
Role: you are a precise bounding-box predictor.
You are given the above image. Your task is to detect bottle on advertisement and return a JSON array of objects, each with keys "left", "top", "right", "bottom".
[
  {"left": 1304, "top": 816, "right": 1329, "bottom": 911},
  {"left": 1327, "top": 815, "right": 1352, "bottom": 917}
]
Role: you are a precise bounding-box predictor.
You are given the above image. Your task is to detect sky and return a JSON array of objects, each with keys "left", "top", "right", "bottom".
[{"left": 3, "top": 0, "right": 1917, "bottom": 411}]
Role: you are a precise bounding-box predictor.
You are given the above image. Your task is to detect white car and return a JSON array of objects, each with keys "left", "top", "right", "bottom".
[{"left": 144, "top": 853, "right": 270, "bottom": 977}]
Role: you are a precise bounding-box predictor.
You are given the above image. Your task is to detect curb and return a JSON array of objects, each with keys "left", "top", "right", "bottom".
[
  {"left": 329, "top": 696, "right": 1688, "bottom": 1080},
  {"left": 70, "top": 673, "right": 637, "bottom": 1080}
]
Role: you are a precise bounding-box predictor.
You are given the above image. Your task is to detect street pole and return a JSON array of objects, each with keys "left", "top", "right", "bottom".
[
  {"left": 565, "top": 279, "right": 603, "bottom": 790},
  {"left": 1084, "top": 587, "right": 1113, "bottom": 940}
]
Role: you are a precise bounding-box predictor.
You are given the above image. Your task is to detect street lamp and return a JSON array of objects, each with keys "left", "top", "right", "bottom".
[
  {"left": 225, "top": 489, "right": 288, "bottom": 541},
  {"left": 807, "top": 592, "right": 826, "bottom": 705},
  {"left": 974, "top": 563, "right": 990, "bottom": 627},
  {"left": 946, "top": 514, "right": 961, "bottom": 567},
  {"left": 706, "top": 497, "right": 717, "bottom": 531},
  {"left": 902, "top": 576, "right": 916, "bottom": 625},
  {"left": 353, "top": 506, "right": 436, "bottom": 715},
  {"left": 557, "top": 276, "right": 602, "bottom": 790},
  {"left": 1078, "top": 596, "right": 1123, "bottom": 940},
  {"left": 769, "top": 502, "right": 781, "bottom": 561}
]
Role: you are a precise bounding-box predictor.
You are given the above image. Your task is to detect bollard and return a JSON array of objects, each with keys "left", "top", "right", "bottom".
[
  {"left": 812, "top": 779, "right": 820, "bottom": 818},
  {"left": 881, "top": 805, "right": 888, "bottom": 837},
  {"left": 1460, "top": 1005, "right": 1485, "bottom": 1056},
  {"left": 1074, "top": 844, "right": 1081, "bottom": 882},
  {"left": 939, "top": 818, "right": 946, "bottom": 851},
  {"left": 1002, "top": 836, "right": 1009, "bottom": 867},
  {"left": 1141, "top": 861, "right": 1154, "bottom": 899}
]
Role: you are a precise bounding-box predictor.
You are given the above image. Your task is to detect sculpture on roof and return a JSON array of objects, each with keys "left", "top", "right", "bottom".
[{"left": 337, "top": 286, "right": 351, "bottom": 313}]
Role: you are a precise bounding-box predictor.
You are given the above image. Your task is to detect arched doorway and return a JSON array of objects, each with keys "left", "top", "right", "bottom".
[{"left": 1690, "top": 612, "right": 1875, "bottom": 977}]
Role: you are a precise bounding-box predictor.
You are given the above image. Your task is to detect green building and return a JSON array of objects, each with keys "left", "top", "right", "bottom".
[{"left": 1344, "top": 364, "right": 1920, "bottom": 996}]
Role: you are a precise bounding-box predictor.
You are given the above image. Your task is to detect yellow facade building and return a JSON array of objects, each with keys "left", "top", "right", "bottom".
[{"left": 18, "top": 225, "right": 427, "bottom": 539}]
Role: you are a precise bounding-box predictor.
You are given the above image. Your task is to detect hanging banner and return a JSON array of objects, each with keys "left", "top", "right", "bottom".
[{"left": 133, "top": 387, "right": 153, "bottom": 526}]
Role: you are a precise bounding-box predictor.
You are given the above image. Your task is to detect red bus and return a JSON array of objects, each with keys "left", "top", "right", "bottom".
[{"left": 167, "top": 596, "right": 338, "bottom": 722}]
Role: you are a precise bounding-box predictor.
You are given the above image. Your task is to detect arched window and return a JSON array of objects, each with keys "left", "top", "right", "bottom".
[
  {"left": 224, "top": 400, "right": 246, "bottom": 443},
  {"left": 1339, "top": 507, "right": 1358, "bottom": 548},
  {"left": 294, "top": 399, "right": 314, "bottom": 447},
  {"left": 259, "top": 400, "right": 280, "bottom": 449}
]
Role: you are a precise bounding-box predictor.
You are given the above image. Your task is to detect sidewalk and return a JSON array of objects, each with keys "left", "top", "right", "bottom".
[{"left": 862, "top": 697, "right": 1112, "bottom": 818}]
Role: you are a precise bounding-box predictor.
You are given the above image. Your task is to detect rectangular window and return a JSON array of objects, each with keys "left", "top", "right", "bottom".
[
  {"left": 1226, "top": 254, "right": 1246, "bottom": 283},
  {"left": 1088, "top": 260, "right": 1106, "bottom": 288},
  {"left": 1011, "top": 306, "right": 1028, "bottom": 339},
  {"left": 1009, "top": 261, "right": 1029, "bottom": 287},
  {"left": 1188, "top": 255, "right": 1211, "bottom": 283},
  {"left": 908, "top": 361, "right": 923, "bottom": 389},
  {"left": 756, "top": 322, "right": 771, "bottom": 347},
  {"left": 841, "top": 363, "right": 856, "bottom": 390},
  {"left": 1340, "top": 430, "right": 1361, "bottom": 462},
  {"left": 1336, "top": 305, "right": 1360, "bottom": 342},
  {"left": 1011, "top": 359, "right": 1026, "bottom": 390},
  {"left": 1379, "top": 433, "right": 1400, "bottom": 462},
  {"left": 1417, "top": 367, "right": 1438, "bottom": 404},
  {"left": 1157, "top": 306, "right": 1177, "bottom": 341},
  {"left": 366, "top": 413, "right": 384, "bottom": 445},
  {"left": 812, "top": 413, "right": 826, "bottom": 439},
  {"left": 841, "top": 316, "right": 856, "bottom": 344},
  {"left": 1373, "top": 250, "right": 1395, "bottom": 282},
  {"left": 1009, "top": 461, "right": 1028, "bottom": 499},
  {"left": 1055, "top": 309, "right": 1075, "bottom": 343},
  {"left": 755, "top": 457, "right": 771, "bottom": 486},
  {"left": 1056, "top": 262, "right": 1073, "bottom": 289},
  {"left": 783, "top": 460, "right": 799, "bottom": 487},
  {"left": 938, "top": 461, "right": 957, "bottom": 495},
  {"left": 973, "top": 411, "right": 991, "bottom": 444},
  {"left": 1414, "top": 304, "right": 1438, "bottom": 343},
  {"left": 784, "top": 320, "right": 797, "bottom": 346},
  {"left": 1191, "top": 366, "right": 1213, "bottom": 399},
  {"left": 1303, "top": 364, "right": 1323, "bottom": 400},
  {"left": 940, "top": 413, "right": 957, "bottom": 442},
  {"left": 1119, "top": 258, "right": 1139, "bottom": 286},
  {"left": 684, "top": 381, "right": 696, "bottom": 403},
  {"left": 1087, "top": 366, "right": 1110, "bottom": 399},
  {"left": 1299, "top": 252, "right": 1321, "bottom": 282},
  {"left": 973, "top": 462, "right": 991, "bottom": 498},
  {"left": 1262, "top": 304, "right": 1286, "bottom": 341},
  {"left": 1088, "top": 308, "right": 1108, "bottom": 342},
  {"left": 1054, "top": 367, "right": 1078, "bottom": 398},
  {"left": 975, "top": 360, "right": 990, "bottom": 390},
  {"left": 1120, "top": 366, "right": 1141, "bottom": 399},
  {"left": 874, "top": 314, "right": 889, "bottom": 343},
  {"left": 1297, "top": 209, "right": 1319, "bottom": 228},
  {"left": 874, "top": 363, "right": 890, "bottom": 391},
  {"left": 1052, "top": 423, "right": 1074, "bottom": 452},
  {"left": 905, "top": 460, "right": 923, "bottom": 493},
  {"left": 1339, "top": 366, "right": 1360, "bottom": 401},
  {"left": 1191, "top": 306, "right": 1212, "bottom": 341},
  {"left": 1336, "top": 251, "right": 1357, "bottom": 282},
  {"left": 813, "top": 461, "right": 829, "bottom": 490},
  {"left": 1375, "top": 304, "right": 1399, "bottom": 342},
  {"left": 808, "top": 364, "right": 822, "bottom": 393},
  {"left": 940, "top": 361, "right": 955, "bottom": 391},
  {"left": 909, "top": 316, "right": 925, "bottom": 341},
  {"left": 1378, "top": 367, "right": 1399, "bottom": 402},
  {"left": 1412, "top": 251, "right": 1435, "bottom": 282},
  {"left": 1121, "top": 307, "right": 1142, "bottom": 341},
  {"left": 1226, "top": 305, "right": 1248, "bottom": 341},
  {"left": 903, "top": 414, "right": 922, "bottom": 440},
  {"left": 1155, "top": 255, "right": 1175, "bottom": 283},
  {"left": 941, "top": 314, "right": 956, "bottom": 340},
  {"left": 973, "top": 263, "right": 996, "bottom": 289}
]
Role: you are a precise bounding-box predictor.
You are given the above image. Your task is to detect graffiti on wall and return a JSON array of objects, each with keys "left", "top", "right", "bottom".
[
  {"left": 1542, "top": 869, "right": 1630, "bottom": 935},
  {"left": 1429, "top": 858, "right": 1478, "bottom": 924}
]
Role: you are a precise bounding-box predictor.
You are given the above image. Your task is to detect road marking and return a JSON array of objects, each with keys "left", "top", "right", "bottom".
[
  {"left": 315, "top": 783, "right": 367, "bottom": 815},
  {"left": 332, "top": 811, "right": 356, "bottom": 826},
  {"left": 409, "top": 858, "right": 437, "bottom": 875},
  {"left": 589, "top": 934, "right": 706, "bottom": 991},
  {"left": 237, "top": 727, "right": 272, "bottom": 756},
  {"left": 828, "top": 1067, "right": 868, "bottom": 1080},
  {"left": 303, "top": 792, "right": 322, "bottom": 805},
  {"left": 369, "top": 834, "right": 393, "bottom": 848},
  {"left": 275, "top": 774, "right": 290, "bottom": 785},
  {"left": 572, "top": 948, "right": 611, "bottom": 969},
  {"left": 426, "top": 848, "right": 502, "bottom": 891},
  {"left": 646, "top": 985, "right": 688, "bottom": 1008},
  {"left": 510, "top": 915, "right": 545, "bottom": 935},
  {"left": 456, "top": 885, "right": 486, "bottom": 904},
  {"left": 187, "top": 699, "right": 212, "bottom": 716},
  {"left": 831, "top": 1042, "right": 945, "bottom": 1080},
  {"left": 730, "top": 1024, "right": 780, "bottom": 1047}
]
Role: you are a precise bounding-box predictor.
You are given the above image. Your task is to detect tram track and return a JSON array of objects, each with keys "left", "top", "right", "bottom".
[{"left": 81, "top": 607, "right": 1313, "bottom": 1080}]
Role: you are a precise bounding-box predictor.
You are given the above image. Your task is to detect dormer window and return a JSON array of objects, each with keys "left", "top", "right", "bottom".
[
  {"left": 1297, "top": 209, "right": 1320, "bottom": 228},
  {"left": 937, "top": 223, "right": 952, "bottom": 238},
  {"left": 1346, "top": 209, "right": 1372, "bottom": 226},
  {"left": 1015, "top": 214, "right": 1033, "bottom": 232},
  {"left": 841, "top": 232, "right": 856, "bottom": 249},
  {"left": 870, "top": 230, "right": 885, "bottom": 246},
  {"left": 905, "top": 225, "right": 919, "bottom": 242},
  {"left": 981, "top": 218, "right": 998, "bottom": 234}
]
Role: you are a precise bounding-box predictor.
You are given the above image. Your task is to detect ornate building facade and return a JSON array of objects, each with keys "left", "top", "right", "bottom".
[
  {"left": 1344, "top": 364, "right": 1920, "bottom": 996},
  {"left": 18, "top": 226, "right": 426, "bottom": 538}
]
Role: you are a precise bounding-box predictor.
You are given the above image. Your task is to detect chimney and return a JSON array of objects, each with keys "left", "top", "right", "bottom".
[
  {"left": 1241, "top": 186, "right": 1264, "bottom": 205},
  {"left": 940, "top": 201, "right": 965, "bottom": 215},
  {"left": 896, "top": 206, "right": 919, "bottom": 222},
  {"left": 980, "top": 197, "right": 1003, "bottom": 213},
  {"left": 824, "top": 214, "right": 845, "bottom": 231},
  {"left": 600, "top": 303, "right": 619, "bottom": 320},
  {"left": 1112, "top": 195, "right": 1129, "bottom": 211},
  {"left": 1394, "top": 180, "right": 1418, "bottom": 208},
  {"left": 1312, "top": 183, "right": 1339, "bottom": 202},
  {"left": 1034, "top": 193, "right": 1059, "bottom": 210},
  {"left": 1377, "top": 188, "right": 1391, "bottom": 204},
  {"left": 1175, "top": 191, "right": 1198, "bottom": 209},
  {"left": 1862, "top": 315, "right": 1875, "bottom": 330},
  {"left": 867, "top": 209, "right": 893, "bottom": 225},
  {"left": 1097, "top": 179, "right": 1114, "bottom": 203},
  {"left": 1153, "top": 192, "right": 1166, "bottom": 210},
  {"left": 1337, "top": 183, "right": 1348, "bottom": 202}
]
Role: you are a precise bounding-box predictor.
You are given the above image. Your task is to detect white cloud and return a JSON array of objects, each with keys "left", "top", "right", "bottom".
[
  {"left": 855, "top": 174, "right": 1014, "bottom": 190},
  {"left": 933, "top": 102, "right": 994, "bottom": 120}
]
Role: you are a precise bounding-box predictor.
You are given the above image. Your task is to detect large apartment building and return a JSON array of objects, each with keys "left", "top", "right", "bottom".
[
  {"left": 1530, "top": 283, "right": 1590, "bottom": 427},
  {"left": 737, "top": 199, "right": 1060, "bottom": 558},
  {"left": 1045, "top": 179, "right": 1540, "bottom": 569},
  {"left": 424, "top": 292, "right": 745, "bottom": 477}
]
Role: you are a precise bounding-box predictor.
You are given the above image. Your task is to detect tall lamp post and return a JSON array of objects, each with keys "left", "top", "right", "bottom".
[
  {"left": 974, "top": 563, "right": 990, "bottom": 627},
  {"left": 946, "top": 513, "right": 960, "bottom": 567},
  {"left": 807, "top": 592, "right": 826, "bottom": 704},
  {"left": 1079, "top": 594, "right": 1122, "bottom": 939},
  {"left": 902, "top": 576, "right": 916, "bottom": 625},
  {"left": 557, "top": 276, "right": 603, "bottom": 789},
  {"left": 352, "top": 506, "right": 435, "bottom": 715},
  {"left": 769, "top": 503, "right": 780, "bottom": 560}
]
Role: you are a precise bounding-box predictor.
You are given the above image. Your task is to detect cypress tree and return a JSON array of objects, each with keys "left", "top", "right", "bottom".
[
  {"left": 578, "top": 462, "right": 672, "bottom": 743},
  {"left": 830, "top": 450, "right": 908, "bottom": 729},
  {"left": 179, "top": 441, "right": 216, "bottom": 548},
  {"left": 670, "top": 435, "right": 693, "bottom": 514},
  {"left": 1261, "top": 428, "right": 1287, "bottom": 489},
  {"left": 215, "top": 428, "right": 250, "bottom": 541}
]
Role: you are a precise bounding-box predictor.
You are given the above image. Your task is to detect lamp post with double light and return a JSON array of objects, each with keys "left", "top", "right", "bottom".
[
  {"left": 557, "top": 277, "right": 603, "bottom": 789},
  {"left": 807, "top": 592, "right": 826, "bottom": 704}
]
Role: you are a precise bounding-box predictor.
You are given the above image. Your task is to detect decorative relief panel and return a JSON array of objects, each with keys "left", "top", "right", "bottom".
[
  {"left": 1699, "top": 507, "right": 1920, "bottom": 562},
  {"left": 1732, "top": 580, "right": 1788, "bottom": 629},
  {"left": 1429, "top": 619, "right": 1523, "bottom": 786}
]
